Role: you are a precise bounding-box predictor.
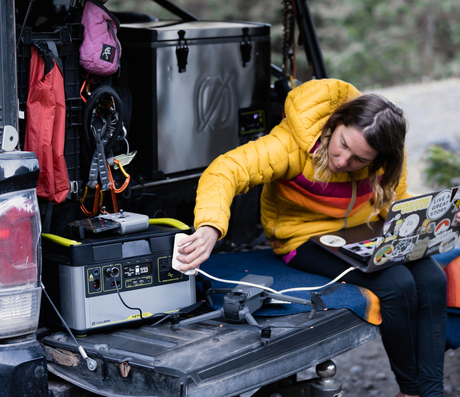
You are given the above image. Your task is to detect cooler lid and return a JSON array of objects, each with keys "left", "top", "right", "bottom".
[{"left": 118, "top": 20, "right": 270, "bottom": 42}]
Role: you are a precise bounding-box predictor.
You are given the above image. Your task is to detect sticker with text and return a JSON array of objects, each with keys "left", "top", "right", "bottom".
[{"left": 408, "top": 238, "right": 430, "bottom": 261}]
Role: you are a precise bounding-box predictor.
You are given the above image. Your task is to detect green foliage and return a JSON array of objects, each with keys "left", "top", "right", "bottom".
[
  {"left": 310, "top": 0, "right": 460, "bottom": 89},
  {"left": 106, "top": 0, "right": 460, "bottom": 88},
  {"left": 424, "top": 145, "right": 460, "bottom": 188}
]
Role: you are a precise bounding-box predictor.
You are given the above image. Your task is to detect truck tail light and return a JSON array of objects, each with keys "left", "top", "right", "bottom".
[{"left": 0, "top": 189, "right": 41, "bottom": 338}]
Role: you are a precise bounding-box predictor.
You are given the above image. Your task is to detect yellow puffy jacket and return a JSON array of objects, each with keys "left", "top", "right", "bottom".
[{"left": 194, "top": 79, "right": 411, "bottom": 255}]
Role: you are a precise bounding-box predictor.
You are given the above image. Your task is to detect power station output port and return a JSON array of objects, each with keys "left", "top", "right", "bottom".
[
  {"left": 93, "top": 279, "right": 100, "bottom": 290},
  {"left": 105, "top": 266, "right": 120, "bottom": 279},
  {"left": 159, "top": 258, "right": 170, "bottom": 271}
]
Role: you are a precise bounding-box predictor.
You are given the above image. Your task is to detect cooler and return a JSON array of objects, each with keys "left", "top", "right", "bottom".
[{"left": 117, "top": 20, "right": 271, "bottom": 179}]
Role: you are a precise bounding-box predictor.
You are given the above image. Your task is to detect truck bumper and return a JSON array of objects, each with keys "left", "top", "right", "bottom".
[{"left": 0, "top": 335, "right": 48, "bottom": 397}]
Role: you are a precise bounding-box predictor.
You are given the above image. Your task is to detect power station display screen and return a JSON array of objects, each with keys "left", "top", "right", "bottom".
[{"left": 124, "top": 263, "right": 152, "bottom": 278}]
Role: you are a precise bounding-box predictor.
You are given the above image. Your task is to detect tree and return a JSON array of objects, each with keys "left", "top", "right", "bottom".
[{"left": 310, "top": 0, "right": 460, "bottom": 88}]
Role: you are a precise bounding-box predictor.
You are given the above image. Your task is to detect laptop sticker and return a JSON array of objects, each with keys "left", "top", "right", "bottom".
[
  {"left": 399, "top": 214, "right": 419, "bottom": 237},
  {"left": 319, "top": 235, "right": 346, "bottom": 247},
  {"left": 439, "top": 232, "right": 459, "bottom": 253},
  {"left": 427, "top": 190, "right": 452, "bottom": 220},
  {"left": 383, "top": 213, "right": 401, "bottom": 234},
  {"left": 434, "top": 218, "right": 451, "bottom": 235},
  {"left": 417, "top": 219, "right": 435, "bottom": 235},
  {"left": 409, "top": 238, "right": 430, "bottom": 260},
  {"left": 392, "top": 195, "right": 432, "bottom": 214},
  {"left": 393, "top": 236, "right": 419, "bottom": 258},
  {"left": 373, "top": 244, "right": 394, "bottom": 266}
]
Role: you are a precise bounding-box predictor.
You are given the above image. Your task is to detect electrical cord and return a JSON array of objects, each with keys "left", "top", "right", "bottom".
[
  {"left": 108, "top": 268, "right": 144, "bottom": 319},
  {"left": 196, "top": 269, "right": 279, "bottom": 294},
  {"left": 278, "top": 266, "right": 356, "bottom": 293},
  {"left": 194, "top": 266, "right": 356, "bottom": 296}
]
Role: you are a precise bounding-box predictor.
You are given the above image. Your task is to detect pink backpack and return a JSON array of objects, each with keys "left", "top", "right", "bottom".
[{"left": 79, "top": 0, "right": 121, "bottom": 76}]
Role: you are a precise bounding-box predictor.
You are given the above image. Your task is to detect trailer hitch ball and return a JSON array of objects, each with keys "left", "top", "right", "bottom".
[
  {"left": 310, "top": 360, "right": 342, "bottom": 397},
  {"left": 316, "top": 360, "right": 336, "bottom": 385}
]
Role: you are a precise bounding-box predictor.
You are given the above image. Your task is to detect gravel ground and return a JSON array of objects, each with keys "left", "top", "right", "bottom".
[
  {"left": 298, "top": 79, "right": 460, "bottom": 397},
  {"left": 321, "top": 336, "right": 460, "bottom": 396}
]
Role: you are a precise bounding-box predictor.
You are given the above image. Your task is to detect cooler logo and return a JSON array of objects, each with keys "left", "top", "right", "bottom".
[{"left": 197, "top": 75, "right": 235, "bottom": 133}]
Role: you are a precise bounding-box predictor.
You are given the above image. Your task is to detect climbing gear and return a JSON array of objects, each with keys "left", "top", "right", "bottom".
[{"left": 79, "top": 79, "right": 129, "bottom": 216}]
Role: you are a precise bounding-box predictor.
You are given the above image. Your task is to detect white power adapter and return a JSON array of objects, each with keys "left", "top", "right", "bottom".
[{"left": 172, "top": 233, "right": 195, "bottom": 275}]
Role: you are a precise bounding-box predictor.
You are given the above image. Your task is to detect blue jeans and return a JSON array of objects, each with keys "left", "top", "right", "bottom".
[{"left": 289, "top": 241, "right": 447, "bottom": 396}]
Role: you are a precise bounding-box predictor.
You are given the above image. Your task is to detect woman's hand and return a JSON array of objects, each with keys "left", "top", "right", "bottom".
[
  {"left": 456, "top": 211, "right": 460, "bottom": 225},
  {"left": 174, "top": 226, "right": 220, "bottom": 273}
]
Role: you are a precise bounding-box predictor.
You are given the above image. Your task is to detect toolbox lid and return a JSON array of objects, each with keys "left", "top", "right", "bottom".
[{"left": 118, "top": 20, "right": 270, "bottom": 43}]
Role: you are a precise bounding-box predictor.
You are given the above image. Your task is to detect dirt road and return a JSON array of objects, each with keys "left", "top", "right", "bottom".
[{"left": 371, "top": 78, "right": 460, "bottom": 195}]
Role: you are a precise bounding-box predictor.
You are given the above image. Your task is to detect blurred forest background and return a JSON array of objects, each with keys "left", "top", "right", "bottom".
[{"left": 107, "top": 0, "right": 460, "bottom": 91}]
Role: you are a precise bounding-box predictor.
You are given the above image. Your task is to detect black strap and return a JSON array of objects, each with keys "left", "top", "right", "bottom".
[{"left": 82, "top": 84, "right": 123, "bottom": 154}]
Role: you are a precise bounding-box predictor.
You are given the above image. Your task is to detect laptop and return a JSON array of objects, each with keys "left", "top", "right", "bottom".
[{"left": 310, "top": 186, "right": 460, "bottom": 272}]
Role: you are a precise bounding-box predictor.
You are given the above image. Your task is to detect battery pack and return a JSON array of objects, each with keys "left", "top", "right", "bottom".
[{"left": 41, "top": 223, "right": 196, "bottom": 336}]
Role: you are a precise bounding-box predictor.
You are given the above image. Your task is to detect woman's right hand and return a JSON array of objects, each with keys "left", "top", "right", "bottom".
[{"left": 174, "top": 225, "right": 220, "bottom": 273}]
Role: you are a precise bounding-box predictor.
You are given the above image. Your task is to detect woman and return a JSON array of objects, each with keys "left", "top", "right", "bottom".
[{"left": 175, "top": 78, "right": 447, "bottom": 397}]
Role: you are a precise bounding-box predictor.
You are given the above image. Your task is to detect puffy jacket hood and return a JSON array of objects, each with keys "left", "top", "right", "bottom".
[{"left": 284, "top": 79, "right": 361, "bottom": 153}]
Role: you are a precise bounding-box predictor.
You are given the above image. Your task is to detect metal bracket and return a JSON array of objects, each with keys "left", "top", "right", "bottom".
[
  {"left": 176, "top": 30, "right": 189, "bottom": 73},
  {"left": 240, "top": 27, "right": 252, "bottom": 67},
  {"left": 21, "top": 25, "right": 73, "bottom": 46}
]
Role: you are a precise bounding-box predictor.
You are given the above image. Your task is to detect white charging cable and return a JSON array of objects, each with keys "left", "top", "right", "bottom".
[
  {"left": 173, "top": 233, "right": 356, "bottom": 296},
  {"left": 194, "top": 266, "right": 356, "bottom": 296},
  {"left": 278, "top": 266, "right": 356, "bottom": 293},
  {"left": 196, "top": 268, "right": 280, "bottom": 294}
]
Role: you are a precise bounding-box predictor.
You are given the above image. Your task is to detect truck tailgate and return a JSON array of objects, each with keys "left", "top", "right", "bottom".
[{"left": 40, "top": 308, "right": 379, "bottom": 397}]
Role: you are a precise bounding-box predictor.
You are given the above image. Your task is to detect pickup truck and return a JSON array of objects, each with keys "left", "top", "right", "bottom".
[{"left": 0, "top": 0, "right": 392, "bottom": 396}]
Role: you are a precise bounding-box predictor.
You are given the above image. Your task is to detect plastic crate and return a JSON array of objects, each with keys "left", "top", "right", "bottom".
[{"left": 17, "top": 23, "right": 83, "bottom": 199}]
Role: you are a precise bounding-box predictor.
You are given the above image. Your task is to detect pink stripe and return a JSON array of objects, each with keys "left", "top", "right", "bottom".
[{"left": 282, "top": 249, "right": 297, "bottom": 264}]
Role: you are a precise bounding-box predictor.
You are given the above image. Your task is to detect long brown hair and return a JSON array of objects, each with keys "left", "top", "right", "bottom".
[{"left": 313, "top": 94, "right": 407, "bottom": 216}]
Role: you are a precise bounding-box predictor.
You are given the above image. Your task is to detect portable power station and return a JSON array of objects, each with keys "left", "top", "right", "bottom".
[{"left": 41, "top": 222, "right": 196, "bottom": 336}]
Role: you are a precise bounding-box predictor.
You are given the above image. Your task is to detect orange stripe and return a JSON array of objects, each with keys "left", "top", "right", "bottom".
[
  {"left": 358, "top": 286, "right": 382, "bottom": 325},
  {"left": 281, "top": 180, "right": 351, "bottom": 209},
  {"left": 445, "top": 257, "right": 460, "bottom": 307},
  {"left": 345, "top": 200, "right": 368, "bottom": 217},
  {"left": 278, "top": 183, "right": 347, "bottom": 217},
  {"left": 353, "top": 192, "right": 374, "bottom": 207},
  {"left": 281, "top": 180, "right": 373, "bottom": 211}
]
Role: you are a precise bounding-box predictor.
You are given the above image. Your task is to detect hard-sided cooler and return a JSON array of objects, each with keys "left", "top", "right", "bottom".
[{"left": 117, "top": 20, "right": 271, "bottom": 179}]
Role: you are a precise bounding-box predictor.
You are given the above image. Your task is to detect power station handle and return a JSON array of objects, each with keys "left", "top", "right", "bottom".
[
  {"left": 42, "top": 233, "right": 82, "bottom": 246},
  {"left": 148, "top": 218, "right": 190, "bottom": 230}
]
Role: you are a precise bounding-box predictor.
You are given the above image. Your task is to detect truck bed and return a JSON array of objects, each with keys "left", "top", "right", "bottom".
[{"left": 40, "top": 308, "right": 380, "bottom": 397}]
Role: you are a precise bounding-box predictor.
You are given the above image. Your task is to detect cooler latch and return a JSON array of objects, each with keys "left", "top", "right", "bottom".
[
  {"left": 240, "top": 27, "right": 252, "bottom": 67},
  {"left": 176, "top": 30, "right": 189, "bottom": 73}
]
